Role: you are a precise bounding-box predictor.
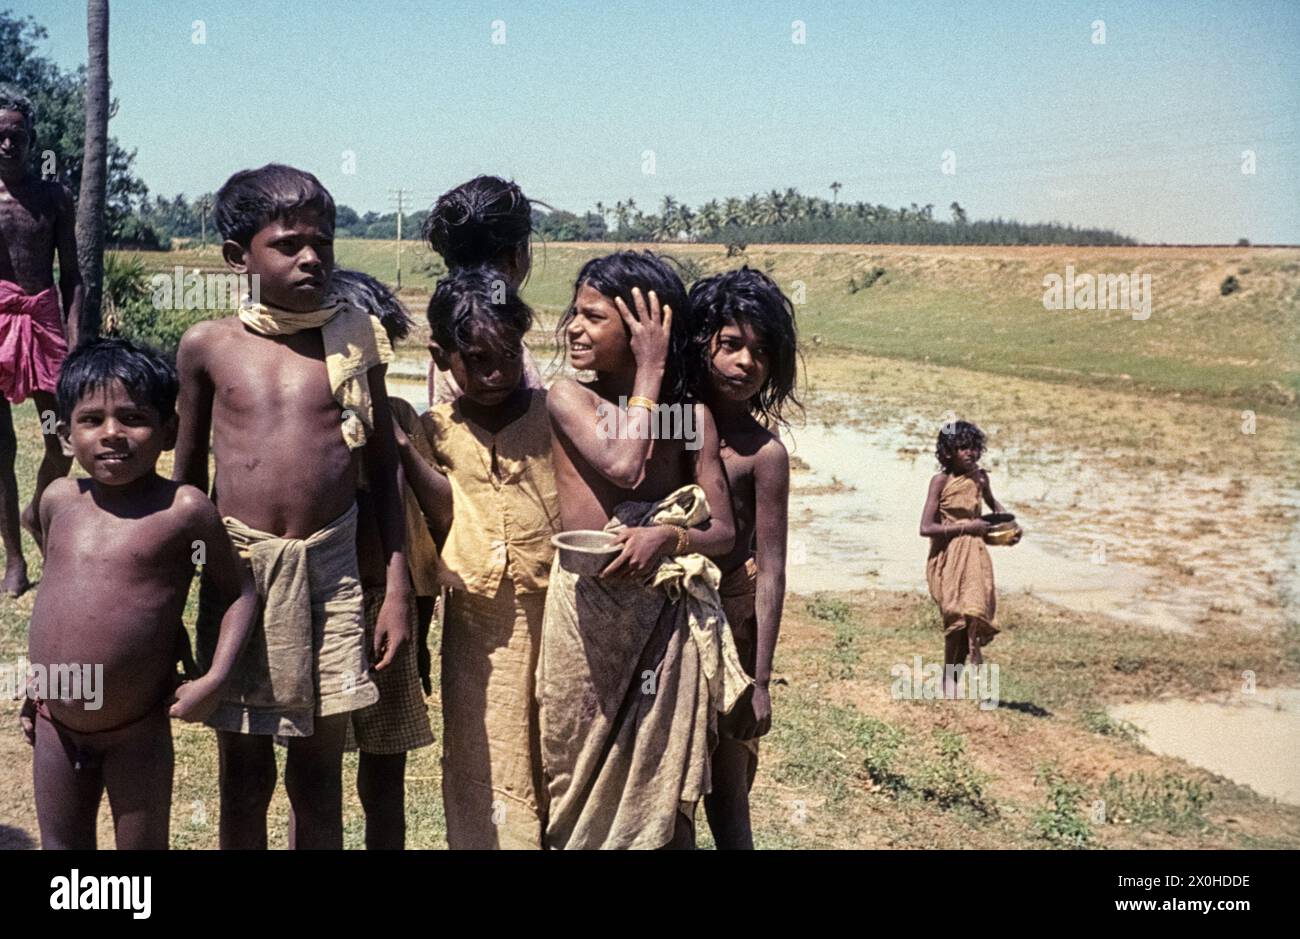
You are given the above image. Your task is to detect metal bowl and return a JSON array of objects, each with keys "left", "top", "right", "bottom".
[
  {"left": 551, "top": 530, "right": 621, "bottom": 575},
  {"left": 982, "top": 513, "right": 1022, "bottom": 546}
]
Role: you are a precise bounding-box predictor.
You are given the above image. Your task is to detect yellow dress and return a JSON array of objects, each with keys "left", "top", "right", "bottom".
[
  {"left": 925, "top": 473, "right": 998, "bottom": 646},
  {"left": 419, "top": 389, "right": 559, "bottom": 849}
]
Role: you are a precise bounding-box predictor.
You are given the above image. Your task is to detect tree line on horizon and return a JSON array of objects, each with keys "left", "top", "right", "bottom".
[{"left": 4, "top": 9, "right": 1136, "bottom": 251}]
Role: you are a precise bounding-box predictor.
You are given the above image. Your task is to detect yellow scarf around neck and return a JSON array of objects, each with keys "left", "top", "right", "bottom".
[{"left": 237, "top": 297, "right": 393, "bottom": 449}]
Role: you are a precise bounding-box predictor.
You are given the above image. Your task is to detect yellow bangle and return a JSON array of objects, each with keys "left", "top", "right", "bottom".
[
  {"left": 674, "top": 527, "right": 689, "bottom": 555},
  {"left": 627, "top": 395, "right": 657, "bottom": 413}
]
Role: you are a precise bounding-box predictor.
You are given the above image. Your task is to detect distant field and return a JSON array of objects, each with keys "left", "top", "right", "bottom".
[{"left": 134, "top": 240, "right": 1300, "bottom": 412}]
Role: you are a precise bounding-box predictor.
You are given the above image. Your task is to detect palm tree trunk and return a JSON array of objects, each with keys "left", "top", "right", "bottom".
[{"left": 75, "top": 0, "right": 109, "bottom": 344}]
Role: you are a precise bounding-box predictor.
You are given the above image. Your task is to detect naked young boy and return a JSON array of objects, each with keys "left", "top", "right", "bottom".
[
  {"left": 23, "top": 339, "right": 255, "bottom": 849},
  {"left": 0, "top": 85, "right": 83, "bottom": 596},
  {"left": 173, "top": 164, "right": 411, "bottom": 849}
]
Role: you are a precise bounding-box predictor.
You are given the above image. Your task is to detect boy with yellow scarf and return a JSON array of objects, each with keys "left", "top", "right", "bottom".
[{"left": 173, "top": 164, "right": 411, "bottom": 849}]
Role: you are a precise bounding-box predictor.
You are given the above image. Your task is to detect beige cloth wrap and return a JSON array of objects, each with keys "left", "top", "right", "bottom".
[
  {"left": 200, "top": 503, "right": 379, "bottom": 737},
  {"left": 538, "top": 484, "right": 752, "bottom": 850},
  {"left": 926, "top": 473, "right": 999, "bottom": 646},
  {"left": 237, "top": 297, "right": 392, "bottom": 450}
]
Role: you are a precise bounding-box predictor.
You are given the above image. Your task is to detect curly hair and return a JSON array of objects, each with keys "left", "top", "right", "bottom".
[
  {"left": 686, "top": 266, "right": 802, "bottom": 426},
  {"left": 0, "top": 85, "right": 36, "bottom": 132},
  {"left": 935, "top": 420, "right": 986, "bottom": 472}
]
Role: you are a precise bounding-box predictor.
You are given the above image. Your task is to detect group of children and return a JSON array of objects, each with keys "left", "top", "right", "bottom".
[
  {"left": 9, "top": 145, "right": 801, "bottom": 848},
  {"left": 4, "top": 80, "right": 1015, "bottom": 851}
]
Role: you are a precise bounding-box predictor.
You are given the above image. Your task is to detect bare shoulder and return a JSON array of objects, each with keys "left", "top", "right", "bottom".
[
  {"left": 546, "top": 377, "right": 593, "bottom": 413},
  {"left": 178, "top": 315, "right": 237, "bottom": 356},
  {"left": 43, "top": 179, "right": 75, "bottom": 214},
  {"left": 755, "top": 432, "right": 789, "bottom": 474},
  {"left": 41, "top": 475, "right": 79, "bottom": 511},
  {"left": 929, "top": 471, "right": 950, "bottom": 490},
  {"left": 546, "top": 378, "right": 600, "bottom": 429}
]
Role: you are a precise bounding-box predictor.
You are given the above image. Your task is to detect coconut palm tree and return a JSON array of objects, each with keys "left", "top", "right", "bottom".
[
  {"left": 698, "top": 200, "right": 721, "bottom": 238},
  {"left": 722, "top": 197, "right": 743, "bottom": 229},
  {"left": 75, "top": 0, "right": 109, "bottom": 343},
  {"left": 829, "top": 181, "right": 842, "bottom": 203}
]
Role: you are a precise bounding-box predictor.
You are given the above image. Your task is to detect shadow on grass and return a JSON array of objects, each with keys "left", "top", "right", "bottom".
[
  {"left": 997, "top": 700, "right": 1052, "bottom": 718},
  {"left": 0, "top": 823, "right": 36, "bottom": 850}
]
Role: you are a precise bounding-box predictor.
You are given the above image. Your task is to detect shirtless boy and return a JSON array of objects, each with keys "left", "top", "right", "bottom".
[
  {"left": 540, "top": 251, "right": 743, "bottom": 849},
  {"left": 23, "top": 338, "right": 255, "bottom": 849},
  {"left": 173, "top": 164, "right": 411, "bottom": 849},
  {"left": 0, "top": 86, "right": 83, "bottom": 596}
]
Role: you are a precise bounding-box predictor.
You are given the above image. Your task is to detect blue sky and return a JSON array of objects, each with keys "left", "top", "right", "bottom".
[{"left": 9, "top": 0, "right": 1299, "bottom": 242}]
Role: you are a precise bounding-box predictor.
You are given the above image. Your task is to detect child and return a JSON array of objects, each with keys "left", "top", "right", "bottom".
[
  {"left": 330, "top": 269, "right": 435, "bottom": 850},
  {"left": 918, "top": 420, "right": 1014, "bottom": 696},
  {"left": 173, "top": 164, "right": 411, "bottom": 849},
  {"left": 539, "top": 250, "right": 747, "bottom": 850},
  {"left": 22, "top": 338, "right": 256, "bottom": 849},
  {"left": 0, "top": 85, "right": 82, "bottom": 595},
  {"left": 422, "top": 175, "right": 542, "bottom": 405},
  {"left": 396, "top": 266, "right": 558, "bottom": 849},
  {"left": 687, "top": 267, "right": 799, "bottom": 850}
]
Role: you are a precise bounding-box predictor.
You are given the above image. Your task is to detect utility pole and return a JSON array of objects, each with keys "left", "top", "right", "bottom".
[
  {"left": 387, "top": 187, "right": 416, "bottom": 290},
  {"left": 197, "top": 195, "right": 211, "bottom": 249}
]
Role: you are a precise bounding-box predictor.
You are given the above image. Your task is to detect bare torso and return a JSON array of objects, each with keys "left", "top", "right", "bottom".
[
  {"left": 182, "top": 317, "right": 357, "bottom": 537},
  {"left": 0, "top": 175, "right": 63, "bottom": 291},
  {"left": 28, "top": 477, "right": 203, "bottom": 732},
  {"left": 714, "top": 419, "right": 778, "bottom": 576},
  {"left": 550, "top": 382, "right": 695, "bottom": 531}
]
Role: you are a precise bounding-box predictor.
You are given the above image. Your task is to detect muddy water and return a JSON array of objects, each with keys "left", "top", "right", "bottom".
[
  {"left": 784, "top": 398, "right": 1298, "bottom": 635},
  {"left": 388, "top": 378, "right": 1296, "bottom": 636},
  {"left": 1111, "top": 689, "right": 1300, "bottom": 806}
]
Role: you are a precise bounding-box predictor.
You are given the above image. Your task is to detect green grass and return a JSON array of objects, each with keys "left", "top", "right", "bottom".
[{"left": 123, "top": 241, "right": 1300, "bottom": 413}]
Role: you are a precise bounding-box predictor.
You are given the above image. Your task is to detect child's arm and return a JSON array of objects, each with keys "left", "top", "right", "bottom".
[
  {"left": 600, "top": 402, "right": 736, "bottom": 577},
  {"left": 172, "top": 324, "right": 216, "bottom": 492},
  {"left": 919, "top": 473, "right": 988, "bottom": 537},
  {"left": 53, "top": 185, "right": 85, "bottom": 347},
  {"left": 547, "top": 287, "right": 672, "bottom": 488},
  {"left": 362, "top": 365, "right": 412, "bottom": 671},
  {"left": 746, "top": 437, "right": 790, "bottom": 738},
  {"left": 393, "top": 419, "right": 452, "bottom": 543},
  {"left": 170, "top": 494, "right": 257, "bottom": 723},
  {"left": 36, "top": 476, "right": 74, "bottom": 559},
  {"left": 981, "top": 470, "right": 1008, "bottom": 515}
]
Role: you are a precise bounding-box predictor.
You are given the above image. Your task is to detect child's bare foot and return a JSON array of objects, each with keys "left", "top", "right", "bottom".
[
  {"left": 20, "top": 502, "right": 43, "bottom": 551},
  {"left": 3, "top": 557, "right": 30, "bottom": 597}
]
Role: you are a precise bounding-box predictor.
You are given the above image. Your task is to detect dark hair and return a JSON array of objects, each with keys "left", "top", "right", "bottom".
[
  {"left": 427, "top": 266, "right": 534, "bottom": 355},
  {"left": 214, "top": 163, "right": 335, "bottom": 247},
  {"left": 935, "top": 420, "right": 987, "bottom": 472},
  {"left": 687, "top": 266, "right": 802, "bottom": 425},
  {"left": 56, "top": 338, "right": 179, "bottom": 423},
  {"left": 330, "top": 269, "right": 412, "bottom": 343},
  {"left": 556, "top": 251, "right": 692, "bottom": 404},
  {"left": 0, "top": 85, "right": 36, "bottom": 133},
  {"left": 423, "top": 176, "right": 533, "bottom": 271}
]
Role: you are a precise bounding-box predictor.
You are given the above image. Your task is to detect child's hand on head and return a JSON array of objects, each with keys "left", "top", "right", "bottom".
[
  {"left": 600, "top": 525, "right": 678, "bottom": 579},
  {"left": 169, "top": 677, "right": 222, "bottom": 724},
  {"left": 615, "top": 287, "right": 672, "bottom": 375}
]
